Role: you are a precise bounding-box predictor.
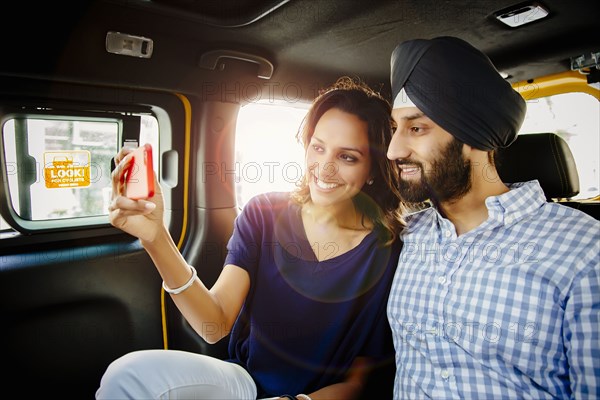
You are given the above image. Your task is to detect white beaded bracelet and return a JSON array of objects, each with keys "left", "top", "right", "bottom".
[
  {"left": 162, "top": 265, "right": 197, "bottom": 295},
  {"left": 296, "top": 395, "right": 312, "bottom": 400}
]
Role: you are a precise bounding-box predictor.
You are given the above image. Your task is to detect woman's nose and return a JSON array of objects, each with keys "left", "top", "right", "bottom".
[
  {"left": 310, "top": 153, "right": 338, "bottom": 181},
  {"left": 318, "top": 160, "right": 338, "bottom": 180}
]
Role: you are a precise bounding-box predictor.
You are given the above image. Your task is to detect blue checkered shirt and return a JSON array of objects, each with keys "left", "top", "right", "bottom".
[{"left": 387, "top": 180, "right": 600, "bottom": 399}]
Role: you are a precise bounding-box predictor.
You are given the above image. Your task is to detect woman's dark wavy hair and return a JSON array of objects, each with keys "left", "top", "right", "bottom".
[{"left": 291, "top": 76, "right": 405, "bottom": 245}]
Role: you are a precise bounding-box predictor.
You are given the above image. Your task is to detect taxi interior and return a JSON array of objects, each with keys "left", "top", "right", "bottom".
[{"left": 0, "top": 0, "right": 598, "bottom": 398}]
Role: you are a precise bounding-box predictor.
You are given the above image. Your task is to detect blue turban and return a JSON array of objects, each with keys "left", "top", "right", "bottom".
[{"left": 390, "top": 36, "right": 526, "bottom": 151}]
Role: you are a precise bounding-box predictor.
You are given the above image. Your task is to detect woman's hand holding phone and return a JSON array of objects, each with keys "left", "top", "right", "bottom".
[
  {"left": 108, "top": 145, "right": 164, "bottom": 243},
  {"left": 125, "top": 144, "right": 155, "bottom": 200}
]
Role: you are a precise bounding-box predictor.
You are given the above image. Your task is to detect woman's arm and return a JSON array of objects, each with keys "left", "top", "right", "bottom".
[
  {"left": 109, "top": 147, "right": 250, "bottom": 343},
  {"left": 142, "top": 228, "right": 250, "bottom": 343}
]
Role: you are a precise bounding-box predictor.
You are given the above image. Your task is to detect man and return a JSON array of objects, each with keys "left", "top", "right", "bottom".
[{"left": 386, "top": 36, "right": 599, "bottom": 399}]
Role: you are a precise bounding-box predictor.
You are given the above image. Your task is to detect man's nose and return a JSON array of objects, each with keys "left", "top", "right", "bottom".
[{"left": 387, "top": 131, "right": 411, "bottom": 160}]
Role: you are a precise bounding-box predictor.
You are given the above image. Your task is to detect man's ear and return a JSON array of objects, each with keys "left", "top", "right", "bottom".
[
  {"left": 462, "top": 143, "right": 474, "bottom": 157},
  {"left": 464, "top": 146, "right": 492, "bottom": 169},
  {"left": 463, "top": 144, "right": 489, "bottom": 160}
]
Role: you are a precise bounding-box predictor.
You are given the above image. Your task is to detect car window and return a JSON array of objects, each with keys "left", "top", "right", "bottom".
[
  {"left": 519, "top": 92, "right": 599, "bottom": 199},
  {"left": 1, "top": 113, "right": 158, "bottom": 229},
  {"left": 235, "top": 102, "right": 309, "bottom": 207}
]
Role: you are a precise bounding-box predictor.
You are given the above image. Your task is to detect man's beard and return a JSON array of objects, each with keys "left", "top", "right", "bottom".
[{"left": 398, "top": 138, "right": 472, "bottom": 204}]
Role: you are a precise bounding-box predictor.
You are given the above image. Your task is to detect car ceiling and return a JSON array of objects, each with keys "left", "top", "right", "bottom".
[
  {"left": 109, "top": 0, "right": 600, "bottom": 78},
  {"left": 1, "top": 0, "right": 598, "bottom": 99}
]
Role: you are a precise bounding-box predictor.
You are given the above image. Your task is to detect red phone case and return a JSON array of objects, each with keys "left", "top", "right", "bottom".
[{"left": 125, "top": 144, "right": 155, "bottom": 199}]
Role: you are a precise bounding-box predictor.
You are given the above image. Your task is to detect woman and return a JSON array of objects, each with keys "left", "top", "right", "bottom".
[{"left": 97, "top": 77, "right": 404, "bottom": 399}]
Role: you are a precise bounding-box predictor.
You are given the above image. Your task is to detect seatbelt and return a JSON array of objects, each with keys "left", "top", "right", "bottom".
[{"left": 110, "top": 115, "right": 141, "bottom": 172}]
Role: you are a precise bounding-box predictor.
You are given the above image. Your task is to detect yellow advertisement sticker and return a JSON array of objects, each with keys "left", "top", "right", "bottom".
[{"left": 43, "top": 150, "right": 91, "bottom": 189}]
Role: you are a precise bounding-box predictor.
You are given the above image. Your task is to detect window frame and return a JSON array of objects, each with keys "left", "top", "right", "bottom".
[
  {"left": 512, "top": 70, "right": 600, "bottom": 200},
  {"left": 0, "top": 103, "right": 155, "bottom": 234}
]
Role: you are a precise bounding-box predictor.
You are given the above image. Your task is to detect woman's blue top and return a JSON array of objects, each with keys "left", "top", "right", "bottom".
[{"left": 225, "top": 192, "right": 401, "bottom": 396}]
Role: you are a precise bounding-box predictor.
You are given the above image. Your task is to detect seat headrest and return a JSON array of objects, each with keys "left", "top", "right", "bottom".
[{"left": 496, "top": 132, "right": 580, "bottom": 200}]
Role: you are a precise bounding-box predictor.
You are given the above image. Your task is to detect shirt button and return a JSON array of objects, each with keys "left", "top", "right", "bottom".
[
  {"left": 440, "top": 369, "right": 450, "bottom": 379},
  {"left": 444, "top": 230, "right": 452, "bottom": 237},
  {"left": 438, "top": 276, "right": 447, "bottom": 285}
]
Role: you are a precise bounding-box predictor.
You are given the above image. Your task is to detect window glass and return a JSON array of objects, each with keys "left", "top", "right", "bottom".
[
  {"left": 235, "top": 103, "right": 309, "bottom": 207},
  {"left": 0, "top": 216, "right": 11, "bottom": 231},
  {"left": 519, "top": 92, "right": 599, "bottom": 199},
  {"left": 2, "top": 114, "right": 158, "bottom": 224}
]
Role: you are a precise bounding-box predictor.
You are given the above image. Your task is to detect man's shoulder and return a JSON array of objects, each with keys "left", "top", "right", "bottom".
[
  {"left": 507, "top": 180, "right": 598, "bottom": 227},
  {"left": 540, "top": 201, "right": 599, "bottom": 228},
  {"left": 523, "top": 202, "right": 599, "bottom": 261}
]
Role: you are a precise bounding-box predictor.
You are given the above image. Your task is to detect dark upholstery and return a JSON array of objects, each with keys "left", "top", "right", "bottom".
[
  {"left": 496, "top": 132, "right": 580, "bottom": 200},
  {"left": 497, "top": 132, "right": 599, "bottom": 220}
]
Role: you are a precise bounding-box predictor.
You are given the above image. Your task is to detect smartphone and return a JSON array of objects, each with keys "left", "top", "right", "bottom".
[{"left": 125, "top": 144, "right": 155, "bottom": 199}]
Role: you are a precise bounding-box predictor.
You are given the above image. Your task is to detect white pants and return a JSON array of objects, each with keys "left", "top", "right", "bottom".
[{"left": 95, "top": 349, "right": 267, "bottom": 399}]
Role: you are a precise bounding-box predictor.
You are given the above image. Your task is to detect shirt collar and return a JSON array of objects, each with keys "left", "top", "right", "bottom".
[
  {"left": 485, "top": 180, "right": 546, "bottom": 227},
  {"left": 404, "top": 180, "right": 547, "bottom": 232}
]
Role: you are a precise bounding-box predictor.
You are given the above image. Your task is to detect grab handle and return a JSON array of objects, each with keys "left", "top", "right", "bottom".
[{"left": 199, "top": 49, "right": 274, "bottom": 79}]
